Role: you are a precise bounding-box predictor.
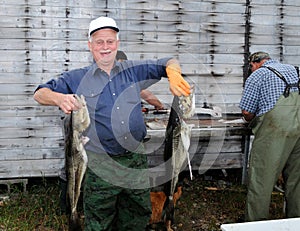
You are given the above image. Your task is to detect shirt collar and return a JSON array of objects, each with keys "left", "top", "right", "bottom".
[
  {"left": 262, "top": 59, "right": 277, "bottom": 67},
  {"left": 90, "top": 61, "right": 121, "bottom": 76}
]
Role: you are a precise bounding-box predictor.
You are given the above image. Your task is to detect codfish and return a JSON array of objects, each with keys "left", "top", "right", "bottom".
[
  {"left": 163, "top": 85, "right": 195, "bottom": 231},
  {"left": 64, "top": 95, "right": 90, "bottom": 231}
]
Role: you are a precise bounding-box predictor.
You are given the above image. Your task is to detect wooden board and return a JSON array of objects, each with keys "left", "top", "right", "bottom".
[{"left": 2, "top": 0, "right": 300, "bottom": 179}]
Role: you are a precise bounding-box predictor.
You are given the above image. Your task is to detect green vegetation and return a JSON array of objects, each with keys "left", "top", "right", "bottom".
[
  {"left": 0, "top": 178, "right": 68, "bottom": 231},
  {"left": 0, "top": 170, "right": 285, "bottom": 231}
]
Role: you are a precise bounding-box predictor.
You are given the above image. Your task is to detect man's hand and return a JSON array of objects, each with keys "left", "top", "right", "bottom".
[
  {"left": 166, "top": 63, "right": 191, "bottom": 96},
  {"left": 242, "top": 110, "right": 255, "bottom": 122},
  {"left": 34, "top": 88, "right": 81, "bottom": 114},
  {"left": 57, "top": 94, "right": 82, "bottom": 114}
]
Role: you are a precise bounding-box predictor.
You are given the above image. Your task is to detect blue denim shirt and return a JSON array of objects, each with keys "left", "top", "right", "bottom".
[{"left": 35, "top": 58, "right": 171, "bottom": 154}]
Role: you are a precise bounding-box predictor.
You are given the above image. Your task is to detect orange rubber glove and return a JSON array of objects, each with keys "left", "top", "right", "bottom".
[{"left": 166, "top": 63, "right": 191, "bottom": 96}]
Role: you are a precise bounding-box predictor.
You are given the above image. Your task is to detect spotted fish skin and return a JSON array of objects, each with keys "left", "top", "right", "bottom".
[{"left": 64, "top": 95, "right": 90, "bottom": 231}]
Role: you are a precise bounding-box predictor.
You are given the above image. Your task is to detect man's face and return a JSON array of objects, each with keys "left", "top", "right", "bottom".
[
  {"left": 88, "top": 29, "right": 119, "bottom": 67},
  {"left": 249, "top": 61, "right": 260, "bottom": 73}
]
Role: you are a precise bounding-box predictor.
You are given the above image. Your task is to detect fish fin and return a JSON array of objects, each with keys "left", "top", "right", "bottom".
[
  {"left": 81, "top": 136, "right": 90, "bottom": 145},
  {"left": 180, "top": 122, "right": 193, "bottom": 151}
]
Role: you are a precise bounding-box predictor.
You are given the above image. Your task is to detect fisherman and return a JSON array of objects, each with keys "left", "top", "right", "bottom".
[
  {"left": 57, "top": 50, "right": 166, "bottom": 217},
  {"left": 116, "top": 50, "right": 165, "bottom": 110},
  {"left": 240, "top": 51, "right": 300, "bottom": 221},
  {"left": 33, "top": 16, "right": 190, "bottom": 230}
]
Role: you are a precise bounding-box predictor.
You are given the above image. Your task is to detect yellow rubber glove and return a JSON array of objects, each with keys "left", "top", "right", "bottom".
[{"left": 166, "top": 63, "right": 191, "bottom": 96}]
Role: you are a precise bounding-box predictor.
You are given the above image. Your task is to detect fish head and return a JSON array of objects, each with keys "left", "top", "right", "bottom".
[{"left": 179, "top": 84, "right": 195, "bottom": 119}]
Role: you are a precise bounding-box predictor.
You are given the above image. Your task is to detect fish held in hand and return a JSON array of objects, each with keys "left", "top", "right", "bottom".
[
  {"left": 64, "top": 95, "right": 90, "bottom": 231},
  {"left": 163, "top": 84, "right": 195, "bottom": 230}
]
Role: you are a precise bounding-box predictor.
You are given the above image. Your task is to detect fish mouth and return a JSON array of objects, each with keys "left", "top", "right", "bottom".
[{"left": 179, "top": 84, "right": 195, "bottom": 119}]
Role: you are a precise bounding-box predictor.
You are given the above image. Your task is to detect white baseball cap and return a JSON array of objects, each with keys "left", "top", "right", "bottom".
[{"left": 88, "top": 16, "right": 119, "bottom": 37}]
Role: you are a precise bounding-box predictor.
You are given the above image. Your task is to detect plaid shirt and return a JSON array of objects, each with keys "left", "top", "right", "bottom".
[{"left": 240, "top": 59, "right": 299, "bottom": 116}]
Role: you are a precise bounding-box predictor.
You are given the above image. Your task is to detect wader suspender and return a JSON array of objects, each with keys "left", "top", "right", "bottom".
[{"left": 263, "top": 66, "right": 300, "bottom": 98}]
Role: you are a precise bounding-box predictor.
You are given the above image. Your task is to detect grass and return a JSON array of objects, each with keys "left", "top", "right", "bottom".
[
  {"left": 0, "top": 170, "right": 285, "bottom": 231},
  {"left": 0, "top": 178, "right": 68, "bottom": 231}
]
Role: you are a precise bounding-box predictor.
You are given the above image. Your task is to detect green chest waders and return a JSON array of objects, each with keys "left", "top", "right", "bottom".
[{"left": 246, "top": 67, "right": 300, "bottom": 221}]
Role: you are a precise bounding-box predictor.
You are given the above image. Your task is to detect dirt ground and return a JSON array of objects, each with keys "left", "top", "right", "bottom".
[
  {"left": 0, "top": 168, "right": 285, "bottom": 231},
  {"left": 150, "top": 168, "right": 285, "bottom": 231}
]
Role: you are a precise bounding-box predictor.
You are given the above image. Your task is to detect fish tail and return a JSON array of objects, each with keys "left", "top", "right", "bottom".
[
  {"left": 69, "top": 211, "right": 82, "bottom": 231},
  {"left": 165, "top": 196, "right": 175, "bottom": 224}
]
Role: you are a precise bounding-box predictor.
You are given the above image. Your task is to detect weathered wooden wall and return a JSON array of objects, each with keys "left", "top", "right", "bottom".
[{"left": 1, "top": 0, "right": 300, "bottom": 178}]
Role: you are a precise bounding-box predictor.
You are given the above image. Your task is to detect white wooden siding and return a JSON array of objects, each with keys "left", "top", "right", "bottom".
[{"left": 1, "top": 0, "right": 300, "bottom": 178}]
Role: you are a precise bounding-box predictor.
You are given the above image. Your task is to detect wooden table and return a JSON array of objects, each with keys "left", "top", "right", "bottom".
[{"left": 144, "top": 115, "right": 252, "bottom": 185}]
